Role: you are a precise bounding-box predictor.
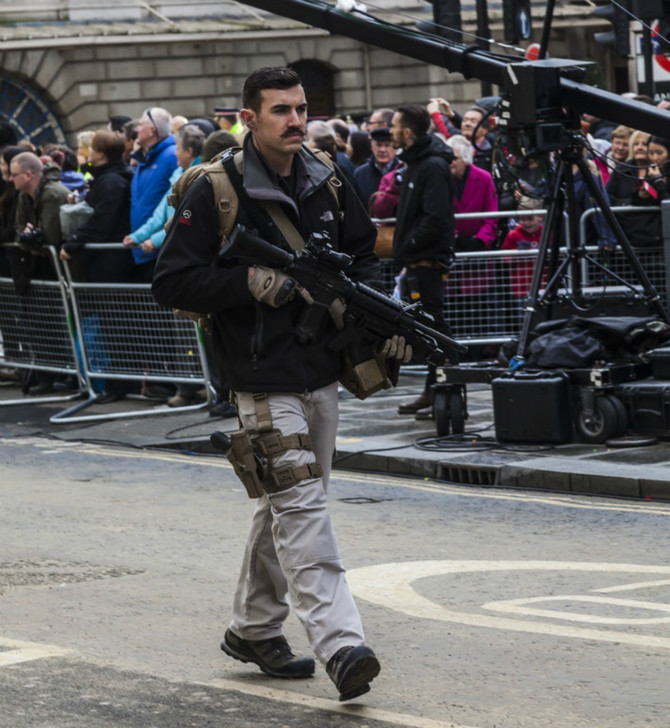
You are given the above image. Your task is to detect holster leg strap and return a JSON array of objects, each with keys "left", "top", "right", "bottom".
[{"left": 265, "top": 461, "right": 323, "bottom": 493}]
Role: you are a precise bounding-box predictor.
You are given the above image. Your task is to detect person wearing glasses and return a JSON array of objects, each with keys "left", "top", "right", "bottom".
[
  {"left": 126, "top": 106, "right": 178, "bottom": 281},
  {"left": 11, "top": 151, "right": 70, "bottom": 395},
  {"left": 12, "top": 151, "right": 70, "bottom": 255}
]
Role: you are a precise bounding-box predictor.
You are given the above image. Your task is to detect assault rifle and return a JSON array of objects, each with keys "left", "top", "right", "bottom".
[{"left": 219, "top": 224, "right": 467, "bottom": 366}]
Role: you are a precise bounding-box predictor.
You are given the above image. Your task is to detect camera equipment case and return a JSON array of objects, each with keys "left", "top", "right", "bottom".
[
  {"left": 492, "top": 370, "right": 573, "bottom": 443},
  {"left": 646, "top": 348, "right": 670, "bottom": 380}
]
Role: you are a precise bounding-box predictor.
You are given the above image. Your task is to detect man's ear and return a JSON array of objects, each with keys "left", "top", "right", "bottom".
[{"left": 240, "top": 109, "right": 255, "bottom": 130}]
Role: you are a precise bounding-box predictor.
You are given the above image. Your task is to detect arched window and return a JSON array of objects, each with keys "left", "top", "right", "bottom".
[
  {"left": 289, "top": 60, "right": 335, "bottom": 118},
  {"left": 0, "top": 76, "right": 66, "bottom": 147}
]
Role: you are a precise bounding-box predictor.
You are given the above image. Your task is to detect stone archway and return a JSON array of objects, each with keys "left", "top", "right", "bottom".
[
  {"left": 289, "top": 60, "right": 336, "bottom": 118},
  {"left": 0, "top": 75, "right": 67, "bottom": 147}
]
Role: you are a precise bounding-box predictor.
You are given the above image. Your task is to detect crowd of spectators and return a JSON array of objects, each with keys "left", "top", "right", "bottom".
[
  {"left": 1, "top": 90, "right": 670, "bottom": 407},
  {"left": 0, "top": 108, "right": 241, "bottom": 407}
]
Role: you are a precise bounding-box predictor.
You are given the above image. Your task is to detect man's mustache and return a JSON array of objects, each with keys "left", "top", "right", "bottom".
[{"left": 282, "top": 128, "right": 305, "bottom": 138}]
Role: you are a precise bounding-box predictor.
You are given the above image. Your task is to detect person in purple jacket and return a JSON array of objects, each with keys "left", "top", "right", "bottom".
[
  {"left": 445, "top": 134, "right": 500, "bottom": 338},
  {"left": 126, "top": 106, "right": 177, "bottom": 281}
]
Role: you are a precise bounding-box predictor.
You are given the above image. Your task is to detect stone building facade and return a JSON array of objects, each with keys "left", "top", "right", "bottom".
[{"left": 0, "top": 1, "right": 619, "bottom": 147}]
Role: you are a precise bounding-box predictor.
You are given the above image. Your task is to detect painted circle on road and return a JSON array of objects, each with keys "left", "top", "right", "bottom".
[{"left": 347, "top": 560, "right": 670, "bottom": 651}]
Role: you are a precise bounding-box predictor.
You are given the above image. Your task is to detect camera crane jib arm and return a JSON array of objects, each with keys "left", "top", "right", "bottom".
[{"left": 241, "top": 0, "right": 670, "bottom": 138}]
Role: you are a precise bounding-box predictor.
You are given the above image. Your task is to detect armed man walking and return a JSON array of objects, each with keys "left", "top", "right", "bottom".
[{"left": 152, "top": 67, "right": 411, "bottom": 701}]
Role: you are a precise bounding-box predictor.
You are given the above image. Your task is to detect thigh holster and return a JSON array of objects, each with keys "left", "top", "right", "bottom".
[{"left": 227, "top": 394, "right": 323, "bottom": 498}]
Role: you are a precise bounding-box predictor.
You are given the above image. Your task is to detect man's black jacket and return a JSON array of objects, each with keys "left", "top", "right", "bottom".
[
  {"left": 152, "top": 136, "right": 380, "bottom": 393},
  {"left": 392, "top": 134, "right": 454, "bottom": 266}
]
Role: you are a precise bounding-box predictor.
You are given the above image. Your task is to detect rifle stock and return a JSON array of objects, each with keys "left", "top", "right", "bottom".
[{"left": 220, "top": 224, "right": 468, "bottom": 364}]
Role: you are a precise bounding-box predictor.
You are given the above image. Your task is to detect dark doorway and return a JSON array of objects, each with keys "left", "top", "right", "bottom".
[{"left": 290, "top": 60, "right": 335, "bottom": 118}]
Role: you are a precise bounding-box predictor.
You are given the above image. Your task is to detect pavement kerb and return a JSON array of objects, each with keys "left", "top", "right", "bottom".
[{"left": 4, "top": 374, "right": 670, "bottom": 502}]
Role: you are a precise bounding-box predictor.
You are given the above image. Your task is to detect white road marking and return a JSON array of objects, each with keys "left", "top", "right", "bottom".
[
  {"left": 347, "top": 560, "right": 670, "bottom": 651},
  {"left": 0, "top": 637, "right": 71, "bottom": 666},
  {"left": 201, "top": 678, "right": 479, "bottom": 728},
  {"left": 482, "top": 594, "right": 670, "bottom": 624},
  {"left": 594, "top": 578, "right": 670, "bottom": 593}
]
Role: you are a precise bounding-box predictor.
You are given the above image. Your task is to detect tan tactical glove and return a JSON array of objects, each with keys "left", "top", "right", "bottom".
[
  {"left": 248, "top": 266, "right": 296, "bottom": 307},
  {"left": 379, "top": 335, "right": 413, "bottom": 363}
]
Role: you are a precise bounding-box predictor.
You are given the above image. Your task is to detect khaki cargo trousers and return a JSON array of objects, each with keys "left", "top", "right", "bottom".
[{"left": 228, "top": 382, "right": 366, "bottom": 665}]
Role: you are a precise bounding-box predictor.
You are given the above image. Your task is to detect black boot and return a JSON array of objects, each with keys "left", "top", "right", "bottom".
[
  {"left": 326, "top": 644, "right": 380, "bottom": 701},
  {"left": 221, "top": 629, "right": 314, "bottom": 679}
]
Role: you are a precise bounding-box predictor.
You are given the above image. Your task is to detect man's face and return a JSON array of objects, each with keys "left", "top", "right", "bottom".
[
  {"left": 610, "top": 136, "right": 630, "bottom": 163},
  {"left": 242, "top": 85, "right": 307, "bottom": 164},
  {"left": 367, "top": 112, "right": 388, "bottom": 130},
  {"left": 371, "top": 139, "right": 394, "bottom": 166},
  {"left": 391, "top": 112, "right": 405, "bottom": 150},
  {"left": 9, "top": 161, "right": 34, "bottom": 194},
  {"left": 136, "top": 112, "right": 158, "bottom": 151},
  {"left": 460, "top": 110, "right": 483, "bottom": 141}
]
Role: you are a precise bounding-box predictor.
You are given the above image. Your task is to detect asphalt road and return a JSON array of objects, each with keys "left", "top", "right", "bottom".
[{"left": 2, "top": 437, "right": 670, "bottom": 727}]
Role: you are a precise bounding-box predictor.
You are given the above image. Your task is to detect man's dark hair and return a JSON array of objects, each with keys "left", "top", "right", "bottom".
[
  {"left": 396, "top": 105, "right": 430, "bottom": 138},
  {"left": 109, "top": 115, "right": 132, "bottom": 132},
  {"left": 243, "top": 66, "right": 302, "bottom": 112}
]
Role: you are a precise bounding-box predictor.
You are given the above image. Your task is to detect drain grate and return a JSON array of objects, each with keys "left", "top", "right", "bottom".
[{"left": 437, "top": 463, "right": 499, "bottom": 486}]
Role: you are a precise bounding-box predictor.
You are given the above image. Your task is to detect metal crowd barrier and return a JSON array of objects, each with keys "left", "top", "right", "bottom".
[
  {"left": 0, "top": 243, "right": 212, "bottom": 423},
  {"left": 51, "top": 244, "right": 213, "bottom": 423},
  {"left": 579, "top": 205, "right": 668, "bottom": 311},
  {"left": 0, "top": 244, "right": 85, "bottom": 405},
  {"left": 1, "top": 208, "right": 667, "bottom": 420},
  {"left": 374, "top": 205, "right": 669, "bottom": 346}
]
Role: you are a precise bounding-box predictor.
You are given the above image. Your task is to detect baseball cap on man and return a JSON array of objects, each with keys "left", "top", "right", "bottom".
[{"left": 370, "top": 127, "right": 392, "bottom": 142}]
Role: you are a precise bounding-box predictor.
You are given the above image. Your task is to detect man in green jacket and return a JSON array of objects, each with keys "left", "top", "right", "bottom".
[
  {"left": 11, "top": 151, "right": 70, "bottom": 395},
  {"left": 12, "top": 151, "right": 69, "bottom": 250}
]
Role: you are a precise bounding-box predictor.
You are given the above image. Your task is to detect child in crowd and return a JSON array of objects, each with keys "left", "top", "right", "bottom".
[{"left": 501, "top": 199, "right": 545, "bottom": 328}]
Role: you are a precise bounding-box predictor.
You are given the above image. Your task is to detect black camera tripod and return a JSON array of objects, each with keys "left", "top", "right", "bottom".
[{"left": 514, "top": 131, "right": 669, "bottom": 361}]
